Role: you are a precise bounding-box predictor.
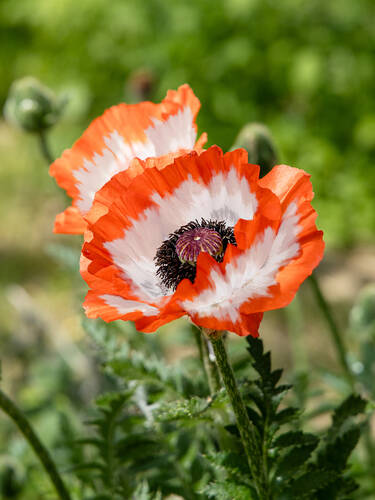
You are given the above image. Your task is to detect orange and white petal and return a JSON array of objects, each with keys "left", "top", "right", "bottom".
[
  {"left": 84, "top": 291, "right": 159, "bottom": 322},
  {"left": 83, "top": 289, "right": 185, "bottom": 332},
  {"left": 53, "top": 206, "right": 86, "bottom": 234},
  {"left": 174, "top": 166, "right": 324, "bottom": 336},
  {"left": 169, "top": 254, "right": 265, "bottom": 337},
  {"left": 133, "top": 308, "right": 186, "bottom": 333},
  {"left": 81, "top": 146, "right": 279, "bottom": 330},
  {"left": 50, "top": 84, "right": 206, "bottom": 234}
]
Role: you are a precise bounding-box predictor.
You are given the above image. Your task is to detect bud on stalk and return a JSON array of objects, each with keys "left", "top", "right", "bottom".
[
  {"left": 4, "top": 76, "right": 64, "bottom": 133},
  {"left": 231, "top": 122, "right": 279, "bottom": 178}
]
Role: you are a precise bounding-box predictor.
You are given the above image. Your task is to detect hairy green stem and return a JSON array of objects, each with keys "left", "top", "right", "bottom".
[
  {"left": 38, "top": 130, "right": 54, "bottom": 165},
  {"left": 202, "top": 335, "right": 221, "bottom": 394},
  {"left": 0, "top": 388, "right": 71, "bottom": 500},
  {"left": 309, "top": 273, "right": 355, "bottom": 388},
  {"left": 208, "top": 332, "right": 268, "bottom": 499},
  {"left": 193, "top": 325, "right": 205, "bottom": 364},
  {"left": 192, "top": 326, "right": 221, "bottom": 393}
]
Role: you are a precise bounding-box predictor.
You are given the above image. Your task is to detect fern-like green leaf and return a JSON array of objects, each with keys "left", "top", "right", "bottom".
[
  {"left": 283, "top": 468, "right": 338, "bottom": 498},
  {"left": 200, "top": 480, "right": 255, "bottom": 500},
  {"left": 204, "top": 451, "right": 251, "bottom": 484},
  {"left": 273, "top": 431, "right": 318, "bottom": 449}
]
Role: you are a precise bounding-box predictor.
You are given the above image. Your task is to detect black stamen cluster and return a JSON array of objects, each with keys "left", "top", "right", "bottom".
[{"left": 154, "top": 218, "right": 236, "bottom": 291}]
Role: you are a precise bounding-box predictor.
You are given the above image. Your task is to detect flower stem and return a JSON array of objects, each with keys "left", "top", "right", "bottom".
[
  {"left": 208, "top": 332, "right": 268, "bottom": 499},
  {"left": 202, "top": 336, "right": 221, "bottom": 394},
  {"left": 0, "top": 387, "right": 71, "bottom": 500},
  {"left": 308, "top": 273, "right": 355, "bottom": 388},
  {"left": 192, "top": 326, "right": 221, "bottom": 393},
  {"left": 38, "top": 130, "right": 54, "bottom": 165}
]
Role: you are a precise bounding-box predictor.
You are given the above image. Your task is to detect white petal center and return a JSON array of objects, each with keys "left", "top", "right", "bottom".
[
  {"left": 75, "top": 107, "right": 196, "bottom": 214},
  {"left": 104, "top": 167, "right": 258, "bottom": 302},
  {"left": 101, "top": 295, "right": 159, "bottom": 317}
]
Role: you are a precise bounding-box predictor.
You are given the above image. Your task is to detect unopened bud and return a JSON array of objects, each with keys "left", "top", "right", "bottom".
[
  {"left": 4, "top": 77, "right": 65, "bottom": 133},
  {"left": 232, "top": 123, "right": 279, "bottom": 177}
]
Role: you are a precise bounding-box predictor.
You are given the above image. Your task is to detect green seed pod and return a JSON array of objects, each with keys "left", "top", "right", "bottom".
[
  {"left": 231, "top": 123, "right": 279, "bottom": 178},
  {"left": 349, "top": 283, "right": 375, "bottom": 337},
  {"left": 3, "top": 77, "right": 64, "bottom": 133}
]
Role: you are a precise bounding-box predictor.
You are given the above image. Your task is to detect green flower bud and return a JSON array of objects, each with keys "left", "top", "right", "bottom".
[
  {"left": 349, "top": 283, "right": 375, "bottom": 337},
  {"left": 231, "top": 123, "right": 279, "bottom": 177},
  {"left": 3, "top": 77, "right": 65, "bottom": 133}
]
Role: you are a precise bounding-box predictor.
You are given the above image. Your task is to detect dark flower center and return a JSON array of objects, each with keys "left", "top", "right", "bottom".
[
  {"left": 154, "top": 219, "right": 236, "bottom": 291},
  {"left": 176, "top": 227, "right": 222, "bottom": 264}
]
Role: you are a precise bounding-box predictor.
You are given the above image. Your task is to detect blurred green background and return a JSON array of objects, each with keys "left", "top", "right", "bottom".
[
  {"left": 1, "top": 0, "right": 375, "bottom": 497},
  {"left": 2, "top": 0, "right": 375, "bottom": 246}
]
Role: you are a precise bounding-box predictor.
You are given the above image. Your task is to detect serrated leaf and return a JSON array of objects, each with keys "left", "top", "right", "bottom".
[
  {"left": 269, "top": 368, "right": 283, "bottom": 387},
  {"left": 96, "top": 390, "right": 134, "bottom": 408},
  {"left": 246, "top": 336, "right": 264, "bottom": 360},
  {"left": 273, "top": 431, "right": 318, "bottom": 449},
  {"left": 131, "top": 480, "right": 162, "bottom": 500},
  {"left": 245, "top": 387, "right": 267, "bottom": 417},
  {"left": 276, "top": 441, "right": 318, "bottom": 476},
  {"left": 270, "top": 386, "right": 293, "bottom": 413},
  {"left": 128, "top": 453, "right": 175, "bottom": 474},
  {"left": 272, "top": 384, "right": 293, "bottom": 396},
  {"left": 82, "top": 317, "right": 118, "bottom": 352},
  {"left": 331, "top": 394, "right": 366, "bottom": 434},
  {"left": 155, "top": 395, "right": 215, "bottom": 422},
  {"left": 255, "top": 350, "right": 271, "bottom": 378},
  {"left": 249, "top": 350, "right": 272, "bottom": 382},
  {"left": 285, "top": 469, "right": 337, "bottom": 496},
  {"left": 106, "top": 351, "right": 199, "bottom": 397},
  {"left": 274, "top": 406, "right": 300, "bottom": 424},
  {"left": 200, "top": 480, "right": 255, "bottom": 500},
  {"left": 246, "top": 406, "right": 263, "bottom": 431},
  {"left": 315, "top": 476, "right": 359, "bottom": 499},
  {"left": 317, "top": 425, "right": 360, "bottom": 471},
  {"left": 204, "top": 451, "right": 251, "bottom": 484},
  {"left": 115, "top": 434, "right": 161, "bottom": 460}
]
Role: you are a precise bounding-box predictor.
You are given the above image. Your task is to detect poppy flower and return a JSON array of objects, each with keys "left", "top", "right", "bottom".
[
  {"left": 50, "top": 84, "right": 206, "bottom": 234},
  {"left": 81, "top": 146, "right": 324, "bottom": 337}
]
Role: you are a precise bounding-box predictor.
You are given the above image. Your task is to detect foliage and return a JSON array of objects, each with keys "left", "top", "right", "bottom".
[
  {"left": 1, "top": 279, "right": 371, "bottom": 499},
  {"left": 199, "top": 336, "right": 367, "bottom": 499},
  {"left": 58, "top": 319, "right": 216, "bottom": 499},
  {"left": 51, "top": 322, "right": 367, "bottom": 499}
]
